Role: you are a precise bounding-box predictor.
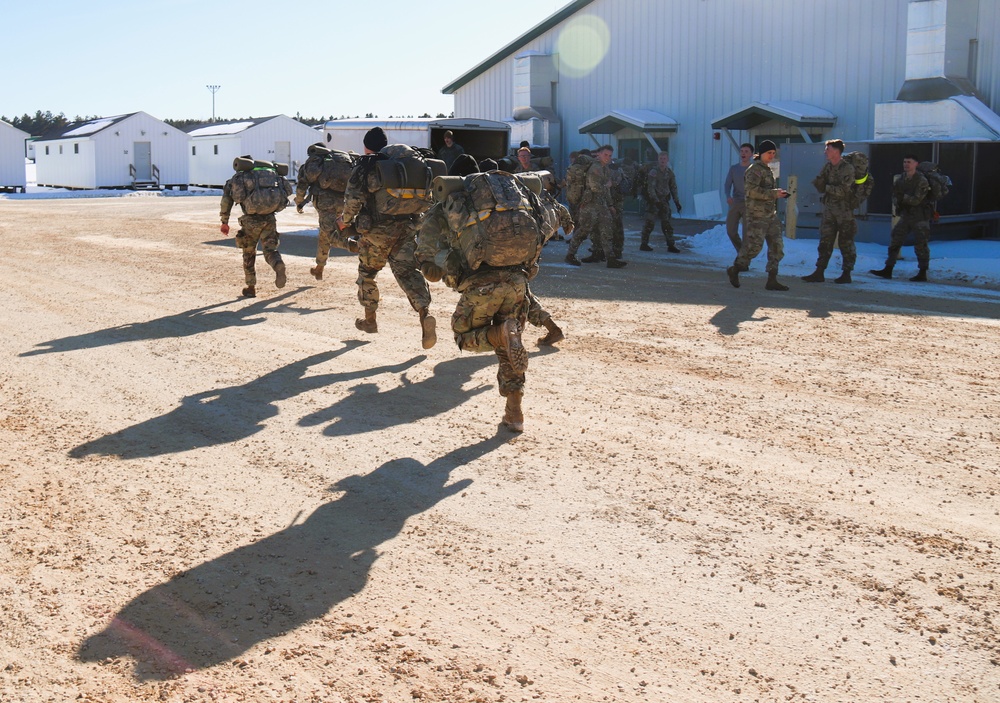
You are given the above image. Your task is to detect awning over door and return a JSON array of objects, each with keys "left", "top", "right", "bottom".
[
  {"left": 711, "top": 100, "right": 837, "bottom": 131},
  {"left": 578, "top": 109, "right": 679, "bottom": 135}
]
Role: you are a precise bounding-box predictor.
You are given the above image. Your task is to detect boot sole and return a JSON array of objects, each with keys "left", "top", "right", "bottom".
[
  {"left": 275, "top": 263, "right": 287, "bottom": 289},
  {"left": 727, "top": 266, "right": 740, "bottom": 288},
  {"left": 501, "top": 319, "right": 528, "bottom": 375},
  {"left": 421, "top": 315, "right": 437, "bottom": 349}
]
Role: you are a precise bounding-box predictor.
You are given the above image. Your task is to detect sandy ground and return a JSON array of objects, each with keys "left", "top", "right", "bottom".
[{"left": 1, "top": 194, "right": 998, "bottom": 703}]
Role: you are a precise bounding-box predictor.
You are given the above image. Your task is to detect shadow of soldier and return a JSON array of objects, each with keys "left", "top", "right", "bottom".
[
  {"left": 299, "top": 354, "right": 495, "bottom": 437},
  {"left": 20, "top": 288, "right": 327, "bottom": 357},
  {"left": 709, "top": 298, "right": 772, "bottom": 336},
  {"left": 69, "top": 341, "right": 424, "bottom": 459},
  {"left": 76, "top": 433, "right": 509, "bottom": 680}
]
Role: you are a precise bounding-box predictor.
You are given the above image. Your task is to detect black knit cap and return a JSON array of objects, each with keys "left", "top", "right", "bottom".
[
  {"left": 449, "top": 154, "right": 480, "bottom": 177},
  {"left": 757, "top": 139, "right": 778, "bottom": 155},
  {"left": 363, "top": 127, "right": 388, "bottom": 152}
]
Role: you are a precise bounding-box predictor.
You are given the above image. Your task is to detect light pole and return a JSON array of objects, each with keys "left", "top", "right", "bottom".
[{"left": 206, "top": 85, "right": 221, "bottom": 121}]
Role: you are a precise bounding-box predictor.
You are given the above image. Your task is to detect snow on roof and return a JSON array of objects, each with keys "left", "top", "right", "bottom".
[
  {"left": 61, "top": 118, "right": 119, "bottom": 137},
  {"left": 188, "top": 121, "right": 257, "bottom": 137}
]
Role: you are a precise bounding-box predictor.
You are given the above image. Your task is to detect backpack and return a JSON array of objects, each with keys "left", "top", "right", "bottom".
[
  {"left": 369, "top": 144, "right": 447, "bottom": 217},
  {"left": 630, "top": 160, "right": 657, "bottom": 199},
  {"left": 917, "top": 161, "right": 951, "bottom": 203},
  {"left": 233, "top": 166, "right": 291, "bottom": 215},
  {"left": 843, "top": 151, "right": 874, "bottom": 209},
  {"left": 317, "top": 150, "right": 356, "bottom": 192},
  {"left": 298, "top": 153, "right": 325, "bottom": 186},
  {"left": 441, "top": 171, "right": 546, "bottom": 271},
  {"left": 565, "top": 155, "right": 593, "bottom": 207}
]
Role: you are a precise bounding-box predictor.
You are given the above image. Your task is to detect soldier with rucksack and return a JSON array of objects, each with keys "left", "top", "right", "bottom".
[
  {"left": 294, "top": 143, "right": 358, "bottom": 281},
  {"left": 338, "top": 127, "right": 446, "bottom": 348},
  {"left": 416, "top": 160, "right": 554, "bottom": 432},
  {"left": 870, "top": 153, "right": 933, "bottom": 282},
  {"left": 220, "top": 156, "right": 293, "bottom": 298},
  {"left": 802, "top": 139, "right": 859, "bottom": 284}
]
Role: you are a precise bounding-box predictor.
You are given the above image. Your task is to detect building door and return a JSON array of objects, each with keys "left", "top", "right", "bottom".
[
  {"left": 274, "top": 141, "right": 291, "bottom": 167},
  {"left": 133, "top": 142, "right": 152, "bottom": 180}
]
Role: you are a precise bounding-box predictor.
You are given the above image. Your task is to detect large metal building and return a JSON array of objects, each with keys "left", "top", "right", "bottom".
[{"left": 444, "top": 0, "right": 1000, "bottom": 235}]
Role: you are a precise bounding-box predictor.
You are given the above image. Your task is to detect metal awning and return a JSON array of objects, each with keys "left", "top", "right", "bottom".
[
  {"left": 578, "top": 109, "right": 679, "bottom": 135},
  {"left": 711, "top": 100, "right": 837, "bottom": 130}
]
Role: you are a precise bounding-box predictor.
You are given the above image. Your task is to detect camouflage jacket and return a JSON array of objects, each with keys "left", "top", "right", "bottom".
[
  {"left": 341, "top": 156, "right": 380, "bottom": 226},
  {"left": 582, "top": 160, "right": 614, "bottom": 210},
  {"left": 812, "top": 159, "right": 855, "bottom": 212},
  {"left": 539, "top": 190, "right": 574, "bottom": 238},
  {"left": 645, "top": 165, "right": 680, "bottom": 208},
  {"left": 744, "top": 159, "right": 781, "bottom": 219},
  {"left": 892, "top": 172, "right": 931, "bottom": 218},
  {"left": 415, "top": 203, "right": 465, "bottom": 290}
]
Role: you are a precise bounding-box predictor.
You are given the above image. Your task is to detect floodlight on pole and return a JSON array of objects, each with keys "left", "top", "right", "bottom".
[{"left": 206, "top": 85, "right": 221, "bottom": 121}]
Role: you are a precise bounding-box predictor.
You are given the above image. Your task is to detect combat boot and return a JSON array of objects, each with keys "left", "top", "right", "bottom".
[
  {"left": 765, "top": 272, "right": 789, "bottom": 291},
  {"left": 870, "top": 265, "right": 893, "bottom": 279},
  {"left": 310, "top": 265, "right": 324, "bottom": 280},
  {"left": 419, "top": 307, "right": 437, "bottom": 349},
  {"left": 667, "top": 244, "right": 681, "bottom": 253},
  {"left": 726, "top": 266, "right": 740, "bottom": 288},
  {"left": 801, "top": 268, "right": 825, "bottom": 283},
  {"left": 639, "top": 243, "right": 653, "bottom": 252},
  {"left": 355, "top": 308, "right": 378, "bottom": 333},
  {"left": 581, "top": 253, "right": 604, "bottom": 263},
  {"left": 502, "top": 391, "right": 524, "bottom": 433},
  {"left": 487, "top": 319, "right": 528, "bottom": 375},
  {"left": 834, "top": 271, "right": 852, "bottom": 284},
  {"left": 274, "top": 262, "right": 287, "bottom": 289},
  {"left": 537, "top": 318, "right": 564, "bottom": 346},
  {"left": 564, "top": 254, "right": 582, "bottom": 266},
  {"left": 607, "top": 257, "right": 627, "bottom": 269},
  {"left": 241, "top": 285, "right": 256, "bottom": 298},
  {"left": 909, "top": 268, "right": 928, "bottom": 282}
]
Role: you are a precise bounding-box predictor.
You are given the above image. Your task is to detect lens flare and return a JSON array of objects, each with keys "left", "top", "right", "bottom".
[{"left": 556, "top": 15, "right": 611, "bottom": 78}]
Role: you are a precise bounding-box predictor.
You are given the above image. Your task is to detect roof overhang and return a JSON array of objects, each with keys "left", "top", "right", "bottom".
[
  {"left": 711, "top": 101, "right": 837, "bottom": 130},
  {"left": 578, "top": 109, "right": 679, "bottom": 135}
]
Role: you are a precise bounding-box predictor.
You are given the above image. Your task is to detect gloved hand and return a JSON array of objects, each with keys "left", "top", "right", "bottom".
[
  {"left": 420, "top": 262, "right": 444, "bottom": 282},
  {"left": 220, "top": 223, "right": 230, "bottom": 235}
]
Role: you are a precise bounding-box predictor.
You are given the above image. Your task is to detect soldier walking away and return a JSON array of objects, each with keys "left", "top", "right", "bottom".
[
  {"left": 870, "top": 154, "right": 933, "bottom": 282},
  {"left": 726, "top": 140, "right": 790, "bottom": 291},
  {"left": 338, "top": 127, "right": 439, "bottom": 348},
  {"left": 723, "top": 143, "right": 754, "bottom": 252},
  {"left": 565, "top": 144, "right": 627, "bottom": 269},
  {"left": 802, "top": 139, "right": 857, "bottom": 284},
  {"left": 294, "top": 143, "right": 359, "bottom": 281},
  {"left": 220, "top": 156, "right": 293, "bottom": 298},
  {"left": 639, "top": 151, "right": 682, "bottom": 253},
  {"left": 416, "top": 163, "right": 554, "bottom": 432}
]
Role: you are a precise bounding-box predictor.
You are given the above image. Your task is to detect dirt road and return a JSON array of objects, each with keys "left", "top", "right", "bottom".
[{"left": 1, "top": 195, "right": 998, "bottom": 702}]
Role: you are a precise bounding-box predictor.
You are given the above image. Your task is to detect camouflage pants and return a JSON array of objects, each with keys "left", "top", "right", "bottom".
[
  {"left": 611, "top": 205, "right": 625, "bottom": 259},
  {"left": 886, "top": 213, "right": 931, "bottom": 269},
  {"left": 315, "top": 208, "right": 356, "bottom": 267},
  {"left": 569, "top": 203, "right": 614, "bottom": 258},
  {"left": 357, "top": 221, "right": 431, "bottom": 313},
  {"left": 725, "top": 200, "right": 745, "bottom": 251},
  {"left": 236, "top": 214, "right": 282, "bottom": 286},
  {"left": 525, "top": 283, "right": 551, "bottom": 328},
  {"left": 452, "top": 270, "right": 528, "bottom": 397},
  {"left": 815, "top": 208, "right": 858, "bottom": 272},
  {"left": 640, "top": 202, "right": 674, "bottom": 245},
  {"left": 734, "top": 214, "right": 783, "bottom": 274}
]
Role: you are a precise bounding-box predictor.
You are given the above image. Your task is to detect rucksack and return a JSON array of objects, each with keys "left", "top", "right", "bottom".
[
  {"left": 565, "top": 155, "right": 593, "bottom": 207},
  {"left": 843, "top": 151, "right": 874, "bottom": 209},
  {"left": 369, "top": 144, "right": 447, "bottom": 217},
  {"left": 441, "top": 171, "right": 546, "bottom": 271},
  {"left": 917, "top": 161, "right": 951, "bottom": 203},
  {"left": 232, "top": 166, "right": 291, "bottom": 215},
  {"left": 298, "top": 153, "right": 326, "bottom": 186},
  {"left": 317, "top": 150, "right": 356, "bottom": 192}
]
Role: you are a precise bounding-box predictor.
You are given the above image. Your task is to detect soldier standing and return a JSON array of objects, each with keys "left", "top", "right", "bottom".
[
  {"left": 723, "top": 143, "right": 754, "bottom": 252},
  {"left": 220, "top": 158, "right": 292, "bottom": 298},
  {"left": 436, "top": 130, "right": 465, "bottom": 172},
  {"left": 338, "top": 127, "right": 436, "bottom": 348},
  {"left": 639, "top": 151, "right": 682, "bottom": 253},
  {"left": 726, "top": 140, "right": 790, "bottom": 291},
  {"left": 803, "top": 139, "right": 857, "bottom": 284},
  {"left": 870, "top": 154, "right": 932, "bottom": 282},
  {"left": 564, "top": 149, "right": 592, "bottom": 227},
  {"left": 565, "top": 144, "right": 626, "bottom": 269},
  {"left": 294, "top": 143, "right": 358, "bottom": 281}
]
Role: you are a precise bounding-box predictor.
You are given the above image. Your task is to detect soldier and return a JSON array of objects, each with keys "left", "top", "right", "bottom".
[
  {"left": 294, "top": 143, "right": 358, "bottom": 281},
  {"left": 514, "top": 146, "right": 533, "bottom": 173},
  {"left": 436, "top": 130, "right": 465, "bottom": 172},
  {"left": 564, "top": 149, "right": 592, "bottom": 226},
  {"left": 220, "top": 157, "right": 292, "bottom": 298},
  {"left": 802, "top": 139, "right": 857, "bottom": 284},
  {"left": 609, "top": 161, "right": 630, "bottom": 260},
  {"left": 726, "top": 140, "right": 790, "bottom": 291},
  {"left": 338, "top": 127, "right": 436, "bottom": 348},
  {"left": 723, "top": 143, "right": 754, "bottom": 252},
  {"left": 415, "top": 163, "right": 548, "bottom": 432},
  {"left": 639, "top": 151, "right": 682, "bottom": 253},
  {"left": 565, "top": 144, "right": 626, "bottom": 269},
  {"left": 870, "top": 154, "right": 932, "bottom": 282}
]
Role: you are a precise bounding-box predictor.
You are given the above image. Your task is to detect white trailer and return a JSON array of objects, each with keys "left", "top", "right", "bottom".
[
  {"left": 322, "top": 118, "right": 509, "bottom": 160},
  {"left": 0, "top": 120, "right": 29, "bottom": 192}
]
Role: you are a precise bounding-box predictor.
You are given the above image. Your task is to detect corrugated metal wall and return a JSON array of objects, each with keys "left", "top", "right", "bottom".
[{"left": 453, "top": 0, "right": 998, "bottom": 211}]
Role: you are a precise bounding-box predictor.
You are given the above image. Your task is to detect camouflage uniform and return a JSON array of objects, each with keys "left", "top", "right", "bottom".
[
  {"left": 294, "top": 155, "right": 354, "bottom": 268},
  {"left": 609, "top": 166, "right": 629, "bottom": 259},
  {"left": 885, "top": 172, "right": 932, "bottom": 270},
  {"left": 342, "top": 160, "right": 431, "bottom": 315},
  {"left": 811, "top": 159, "right": 858, "bottom": 273},
  {"left": 567, "top": 159, "right": 615, "bottom": 260},
  {"left": 220, "top": 173, "right": 292, "bottom": 287},
  {"left": 640, "top": 165, "right": 681, "bottom": 247},
  {"left": 733, "top": 159, "right": 784, "bottom": 274},
  {"left": 564, "top": 154, "right": 593, "bottom": 225},
  {"left": 527, "top": 191, "right": 573, "bottom": 328}
]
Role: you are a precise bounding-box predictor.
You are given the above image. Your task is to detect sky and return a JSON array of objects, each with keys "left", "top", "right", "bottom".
[{"left": 1, "top": 0, "right": 568, "bottom": 124}]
